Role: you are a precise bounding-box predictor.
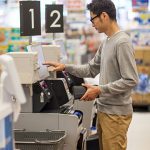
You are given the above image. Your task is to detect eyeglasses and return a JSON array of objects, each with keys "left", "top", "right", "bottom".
[{"left": 90, "top": 14, "right": 100, "bottom": 23}]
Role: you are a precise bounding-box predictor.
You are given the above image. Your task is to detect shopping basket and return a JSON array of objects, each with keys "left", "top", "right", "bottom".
[{"left": 14, "top": 130, "right": 66, "bottom": 150}]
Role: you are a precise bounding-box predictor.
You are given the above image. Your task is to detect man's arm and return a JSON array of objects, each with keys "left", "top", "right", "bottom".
[
  {"left": 65, "top": 44, "right": 102, "bottom": 78},
  {"left": 43, "top": 44, "right": 103, "bottom": 78}
]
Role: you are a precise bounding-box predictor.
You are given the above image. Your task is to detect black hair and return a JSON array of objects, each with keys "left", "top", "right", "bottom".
[{"left": 87, "top": 0, "right": 117, "bottom": 21}]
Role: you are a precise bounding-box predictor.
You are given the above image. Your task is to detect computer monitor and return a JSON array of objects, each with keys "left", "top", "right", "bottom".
[
  {"left": 53, "top": 39, "right": 68, "bottom": 63},
  {"left": 27, "top": 45, "right": 49, "bottom": 80}
]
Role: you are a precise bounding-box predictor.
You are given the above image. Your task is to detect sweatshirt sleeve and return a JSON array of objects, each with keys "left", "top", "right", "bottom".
[
  {"left": 99, "top": 42, "right": 139, "bottom": 95},
  {"left": 65, "top": 44, "right": 102, "bottom": 78}
]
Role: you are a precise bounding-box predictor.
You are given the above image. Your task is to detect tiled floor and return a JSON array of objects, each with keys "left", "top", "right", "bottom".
[{"left": 127, "top": 112, "right": 150, "bottom": 150}]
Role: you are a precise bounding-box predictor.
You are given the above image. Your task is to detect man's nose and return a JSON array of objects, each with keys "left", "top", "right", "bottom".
[{"left": 92, "top": 23, "right": 95, "bottom": 27}]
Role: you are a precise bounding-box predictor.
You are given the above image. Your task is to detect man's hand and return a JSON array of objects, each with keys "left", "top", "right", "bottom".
[
  {"left": 80, "top": 84, "right": 101, "bottom": 101},
  {"left": 43, "top": 61, "right": 65, "bottom": 71}
]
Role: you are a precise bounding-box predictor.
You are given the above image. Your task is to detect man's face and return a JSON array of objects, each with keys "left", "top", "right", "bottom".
[{"left": 90, "top": 12, "right": 107, "bottom": 33}]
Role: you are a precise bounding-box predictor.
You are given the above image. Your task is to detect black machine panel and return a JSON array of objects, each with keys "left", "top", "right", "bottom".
[
  {"left": 32, "top": 79, "right": 71, "bottom": 113},
  {"left": 57, "top": 71, "right": 84, "bottom": 94}
]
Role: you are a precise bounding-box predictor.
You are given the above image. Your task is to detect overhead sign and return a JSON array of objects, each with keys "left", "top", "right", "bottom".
[
  {"left": 20, "top": 1, "right": 41, "bottom": 36},
  {"left": 45, "top": 5, "right": 64, "bottom": 33}
]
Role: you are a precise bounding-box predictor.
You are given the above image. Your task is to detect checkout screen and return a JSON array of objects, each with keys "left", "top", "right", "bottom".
[{"left": 27, "top": 45, "right": 49, "bottom": 80}]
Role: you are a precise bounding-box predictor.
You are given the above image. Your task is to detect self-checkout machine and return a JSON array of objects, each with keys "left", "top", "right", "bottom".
[
  {"left": 0, "top": 55, "right": 26, "bottom": 149},
  {"left": 9, "top": 1, "right": 87, "bottom": 150},
  {"left": 9, "top": 49, "right": 85, "bottom": 150}
]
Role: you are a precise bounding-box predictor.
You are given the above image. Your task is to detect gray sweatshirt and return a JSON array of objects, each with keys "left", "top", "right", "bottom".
[{"left": 65, "top": 31, "right": 139, "bottom": 115}]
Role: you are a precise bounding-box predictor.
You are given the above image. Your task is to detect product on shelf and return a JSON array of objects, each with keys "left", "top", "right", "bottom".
[
  {"left": 0, "top": 27, "right": 28, "bottom": 55},
  {"left": 132, "top": 47, "right": 150, "bottom": 105}
]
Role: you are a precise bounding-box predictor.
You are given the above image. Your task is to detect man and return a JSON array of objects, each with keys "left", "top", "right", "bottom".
[{"left": 44, "top": 0, "right": 138, "bottom": 149}]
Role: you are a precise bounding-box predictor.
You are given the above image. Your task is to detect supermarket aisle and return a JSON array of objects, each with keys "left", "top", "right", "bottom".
[{"left": 127, "top": 112, "right": 150, "bottom": 150}]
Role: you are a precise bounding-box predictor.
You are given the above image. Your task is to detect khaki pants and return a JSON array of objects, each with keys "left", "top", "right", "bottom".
[{"left": 97, "top": 112, "right": 132, "bottom": 150}]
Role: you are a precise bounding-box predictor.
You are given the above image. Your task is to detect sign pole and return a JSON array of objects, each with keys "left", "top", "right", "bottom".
[
  {"left": 29, "top": 36, "right": 32, "bottom": 45},
  {"left": 53, "top": 33, "right": 55, "bottom": 41}
]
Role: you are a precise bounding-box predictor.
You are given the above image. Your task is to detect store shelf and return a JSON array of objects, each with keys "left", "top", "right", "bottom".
[
  {"left": 132, "top": 46, "right": 150, "bottom": 106},
  {"left": 135, "top": 46, "right": 150, "bottom": 50}
]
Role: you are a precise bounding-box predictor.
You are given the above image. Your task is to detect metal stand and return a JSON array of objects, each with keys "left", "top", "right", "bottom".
[{"left": 29, "top": 36, "right": 32, "bottom": 45}]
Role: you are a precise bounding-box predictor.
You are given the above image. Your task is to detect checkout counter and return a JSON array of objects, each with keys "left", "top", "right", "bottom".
[{"left": 8, "top": 45, "right": 87, "bottom": 150}]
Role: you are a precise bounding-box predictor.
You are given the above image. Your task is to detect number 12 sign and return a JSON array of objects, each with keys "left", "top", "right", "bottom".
[
  {"left": 20, "top": 1, "right": 41, "bottom": 36},
  {"left": 45, "top": 5, "right": 64, "bottom": 33}
]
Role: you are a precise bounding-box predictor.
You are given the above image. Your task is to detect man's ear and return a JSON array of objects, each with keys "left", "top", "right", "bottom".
[{"left": 101, "top": 12, "right": 109, "bottom": 20}]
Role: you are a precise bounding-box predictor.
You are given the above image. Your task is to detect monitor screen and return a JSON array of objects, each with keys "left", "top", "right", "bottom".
[
  {"left": 54, "top": 40, "right": 67, "bottom": 63},
  {"left": 27, "top": 45, "right": 49, "bottom": 80}
]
